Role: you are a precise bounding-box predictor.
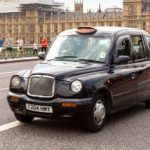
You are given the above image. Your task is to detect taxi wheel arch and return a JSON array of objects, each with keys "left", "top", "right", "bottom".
[
  {"left": 96, "top": 89, "right": 112, "bottom": 113},
  {"left": 14, "top": 113, "right": 34, "bottom": 123}
]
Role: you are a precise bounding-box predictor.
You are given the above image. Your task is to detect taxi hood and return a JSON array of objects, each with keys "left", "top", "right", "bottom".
[{"left": 30, "top": 61, "right": 106, "bottom": 81}]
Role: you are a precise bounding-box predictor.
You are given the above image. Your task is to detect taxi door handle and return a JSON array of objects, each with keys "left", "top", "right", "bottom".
[{"left": 131, "top": 73, "right": 136, "bottom": 80}]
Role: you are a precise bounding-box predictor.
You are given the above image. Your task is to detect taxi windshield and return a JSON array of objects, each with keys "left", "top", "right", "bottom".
[{"left": 46, "top": 35, "right": 112, "bottom": 63}]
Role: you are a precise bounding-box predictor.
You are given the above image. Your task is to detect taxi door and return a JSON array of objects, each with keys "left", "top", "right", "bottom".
[
  {"left": 111, "top": 35, "right": 137, "bottom": 110},
  {"left": 131, "top": 35, "right": 150, "bottom": 102}
]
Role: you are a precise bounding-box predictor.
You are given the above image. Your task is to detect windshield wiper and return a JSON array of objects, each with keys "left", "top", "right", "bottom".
[
  {"left": 46, "top": 56, "right": 77, "bottom": 61},
  {"left": 46, "top": 57, "right": 103, "bottom": 63},
  {"left": 55, "top": 56, "right": 77, "bottom": 59},
  {"left": 78, "top": 59, "right": 103, "bottom": 63},
  {"left": 54, "top": 56, "right": 77, "bottom": 61}
]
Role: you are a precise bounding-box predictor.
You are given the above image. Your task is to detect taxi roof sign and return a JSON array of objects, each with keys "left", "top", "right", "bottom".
[{"left": 76, "top": 27, "right": 97, "bottom": 34}]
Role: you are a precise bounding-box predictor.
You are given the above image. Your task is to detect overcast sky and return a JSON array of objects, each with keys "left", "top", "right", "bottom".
[{"left": 61, "top": 0, "right": 123, "bottom": 12}]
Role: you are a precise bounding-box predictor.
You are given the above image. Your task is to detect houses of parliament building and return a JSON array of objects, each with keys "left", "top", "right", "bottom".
[{"left": 0, "top": 0, "right": 150, "bottom": 44}]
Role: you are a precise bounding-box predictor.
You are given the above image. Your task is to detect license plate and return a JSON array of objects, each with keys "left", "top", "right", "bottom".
[{"left": 26, "top": 103, "right": 53, "bottom": 113}]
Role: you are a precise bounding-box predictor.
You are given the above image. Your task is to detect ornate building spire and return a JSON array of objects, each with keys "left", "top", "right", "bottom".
[
  {"left": 74, "top": 0, "right": 83, "bottom": 13},
  {"left": 97, "top": 3, "right": 102, "bottom": 13}
]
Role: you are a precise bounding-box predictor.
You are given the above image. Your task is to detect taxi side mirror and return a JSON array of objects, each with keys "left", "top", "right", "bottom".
[
  {"left": 38, "top": 52, "right": 46, "bottom": 60},
  {"left": 113, "top": 55, "right": 130, "bottom": 65}
]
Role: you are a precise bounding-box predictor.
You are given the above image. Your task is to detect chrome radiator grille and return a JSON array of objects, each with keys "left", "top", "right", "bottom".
[{"left": 27, "top": 75, "right": 55, "bottom": 98}]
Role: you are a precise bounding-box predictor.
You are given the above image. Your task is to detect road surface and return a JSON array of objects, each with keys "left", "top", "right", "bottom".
[{"left": 0, "top": 61, "right": 150, "bottom": 150}]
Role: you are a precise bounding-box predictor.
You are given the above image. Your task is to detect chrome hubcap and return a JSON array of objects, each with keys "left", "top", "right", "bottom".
[{"left": 94, "top": 100, "right": 106, "bottom": 125}]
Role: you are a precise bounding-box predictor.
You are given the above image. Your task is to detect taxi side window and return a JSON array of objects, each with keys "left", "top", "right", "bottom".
[
  {"left": 131, "top": 36, "right": 146, "bottom": 60},
  {"left": 145, "top": 35, "right": 150, "bottom": 58},
  {"left": 116, "top": 37, "right": 131, "bottom": 57},
  {"left": 145, "top": 35, "right": 150, "bottom": 51}
]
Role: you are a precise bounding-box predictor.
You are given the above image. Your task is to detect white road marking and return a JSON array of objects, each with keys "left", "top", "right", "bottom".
[
  {"left": 0, "top": 88, "right": 9, "bottom": 91},
  {"left": 0, "top": 118, "right": 40, "bottom": 132},
  {"left": 0, "top": 70, "right": 21, "bottom": 75},
  {"left": 0, "top": 121, "right": 23, "bottom": 132}
]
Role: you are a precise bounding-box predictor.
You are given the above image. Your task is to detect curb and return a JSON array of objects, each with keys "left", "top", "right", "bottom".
[{"left": 0, "top": 57, "right": 40, "bottom": 64}]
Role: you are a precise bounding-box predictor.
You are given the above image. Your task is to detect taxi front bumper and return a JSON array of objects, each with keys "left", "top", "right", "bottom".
[{"left": 7, "top": 92, "right": 93, "bottom": 118}]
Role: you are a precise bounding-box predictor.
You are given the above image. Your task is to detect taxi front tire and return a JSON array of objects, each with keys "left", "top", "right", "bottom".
[
  {"left": 84, "top": 94, "right": 107, "bottom": 132},
  {"left": 14, "top": 113, "right": 34, "bottom": 123}
]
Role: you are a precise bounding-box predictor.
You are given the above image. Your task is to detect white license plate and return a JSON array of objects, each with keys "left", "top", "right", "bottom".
[{"left": 26, "top": 103, "right": 53, "bottom": 113}]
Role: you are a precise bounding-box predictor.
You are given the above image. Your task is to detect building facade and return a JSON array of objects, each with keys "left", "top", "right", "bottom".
[
  {"left": 123, "top": 0, "right": 150, "bottom": 32},
  {"left": 0, "top": 0, "right": 149, "bottom": 44}
]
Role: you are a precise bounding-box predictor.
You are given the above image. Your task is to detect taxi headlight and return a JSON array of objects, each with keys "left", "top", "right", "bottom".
[
  {"left": 71, "top": 80, "right": 82, "bottom": 93},
  {"left": 10, "top": 76, "right": 21, "bottom": 87}
]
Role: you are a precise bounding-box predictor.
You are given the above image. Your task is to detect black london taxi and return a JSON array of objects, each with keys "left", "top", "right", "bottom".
[{"left": 7, "top": 27, "right": 150, "bottom": 132}]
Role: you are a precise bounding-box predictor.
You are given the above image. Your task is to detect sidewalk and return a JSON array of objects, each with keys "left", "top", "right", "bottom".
[{"left": 0, "top": 56, "right": 39, "bottom": 64}]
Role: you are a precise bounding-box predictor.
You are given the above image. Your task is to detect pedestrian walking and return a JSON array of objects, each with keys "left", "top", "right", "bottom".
[
  {"left": 41, "top": 37, "right": 47, "bottom": 53},
  {"left": 33, "top": 42, "right": 38, "bottom": 55},
  {"left": 0, "top": 35, "right": 4, "bottom": 59},
  {"left": 16, "top": 37, "right": 24, "bottom": 57},
  {"left": 5, "top": 34, "right": 14, "bottom": 59}
]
